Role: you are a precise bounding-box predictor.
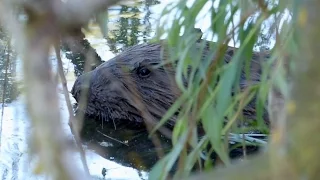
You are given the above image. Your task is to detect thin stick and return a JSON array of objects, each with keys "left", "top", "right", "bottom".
[
  {"left": 62, "top": 31, "right": 98, "bottom": 136},
  {"left": 97, "top": 130, "right": 129, "bottom": 146},
  {"left": 54, "top": 43, "right": 90, "bottom": 175}
]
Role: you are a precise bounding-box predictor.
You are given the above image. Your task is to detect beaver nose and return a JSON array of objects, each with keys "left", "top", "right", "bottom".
[{"left": 71, "top": 71, "right": 93, "bottom": 102}]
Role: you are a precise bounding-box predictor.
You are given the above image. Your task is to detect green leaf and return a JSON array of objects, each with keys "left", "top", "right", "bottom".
[
  {"left": 149, "top": 131, "right": 189, "bottom": 180},
  {"left": 172, "top": 115, "right": 187, "bottom": 145},
  {"left": 149, "top": 92, "right": 187, "bottom": 136},
  {"left": 201, "top": 100, "right": 230, "bottom": 165},
  {"left": 184, "top": 136, "right": 209, "bottom": 174},
  {"left": 211, "top": 2, "right": 228, "bottom": 43}
]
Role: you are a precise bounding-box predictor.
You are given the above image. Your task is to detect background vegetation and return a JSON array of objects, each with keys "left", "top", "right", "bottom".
[{"left": 0, "top": 0, "right": 319, "bottom": 179}]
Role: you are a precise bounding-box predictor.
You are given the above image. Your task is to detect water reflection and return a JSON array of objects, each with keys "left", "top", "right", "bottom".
[
  {"left": 62, "top": 0, "right": 160, "bottom": 78},
  {"left": 106, "top": 0, "right": 160, "bottom": 53},
  {"left": 60, "top": 30, "right": 104, "bottom": 77}
]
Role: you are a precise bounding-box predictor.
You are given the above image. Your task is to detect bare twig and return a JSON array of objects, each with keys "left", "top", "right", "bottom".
[
  {"left": 228, "top": 133, "right": 268, "bottom": 145},
  {"left": 23, "top": 26, "right": 88, "bottom": 179},
  {"left": 54, "top": 43, "right": 90, "bottom": 175},
  {"left": 0, "top": 0, "right": 131, "bottom": 179},
  {"left": 23, "top": 22, "right": 88, "bottom": 180},
  {"left": 0, "top": 1, "right": 96, "bottom": 179},
  {"left": 61, "top": 28, "right": 100, "bottom": 126},
  {"left": 97, "top": 130, "right": 129, "bottom": 146}
]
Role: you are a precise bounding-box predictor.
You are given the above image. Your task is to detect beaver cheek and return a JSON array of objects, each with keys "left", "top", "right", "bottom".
[{"left": 108, "top": 81, "right": 121, "bottom": 92}]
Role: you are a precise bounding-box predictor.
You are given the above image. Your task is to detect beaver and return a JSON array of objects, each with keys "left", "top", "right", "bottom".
[
  {"left": 70, "top": 40, "right": 273, "bottom": 171},
  {"left": 71, "top": 41, "right": 270, "bottom": 135}
]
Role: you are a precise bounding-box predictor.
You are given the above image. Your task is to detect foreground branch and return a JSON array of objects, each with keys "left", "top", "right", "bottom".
[
  {"left": 54, "top": 44, "right": 90, "bottom": 175},
  {"left": 0, "top": 0, "right": 122, "bottom": 179},
  {"left": 22, "top": 13, "right": 89, "bottom": 180},
  {"left": 23, "top": 0, "right": 121, "bottom": 30}
]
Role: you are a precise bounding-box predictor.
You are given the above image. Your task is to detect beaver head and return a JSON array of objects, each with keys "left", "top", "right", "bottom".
[
  {"left": 71, "top": 42, "right": 271, "bottom": 130},
  {"left": 71, "top": 43, "right": 181, "bottom": 127}
]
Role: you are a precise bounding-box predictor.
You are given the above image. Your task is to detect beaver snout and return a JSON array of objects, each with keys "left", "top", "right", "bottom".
[{"left": 71, "top": 71, "right": 94, "bottom": 102}]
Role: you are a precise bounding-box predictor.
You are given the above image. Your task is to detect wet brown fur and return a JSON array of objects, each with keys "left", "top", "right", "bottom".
[{"left": 71, "top": 41, "right": 270, "bottom": 128}]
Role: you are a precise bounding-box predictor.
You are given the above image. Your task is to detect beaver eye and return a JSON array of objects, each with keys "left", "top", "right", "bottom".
[{"left": 137, "top": 67, "right": 151, "bottom": 78}]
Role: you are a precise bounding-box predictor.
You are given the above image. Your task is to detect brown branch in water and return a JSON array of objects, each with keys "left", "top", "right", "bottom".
[
  {"left": 60, "top": 27, "right": 102, "bottom": 121},
  {"left": 54, "top": 43, "right": 90, "bottom": 175},
  {"left": 63, "top": 32, "right": 99, "bottom": 138},
  {"left": 60, "top": 27, "right": 103, "bottom": 74}
]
